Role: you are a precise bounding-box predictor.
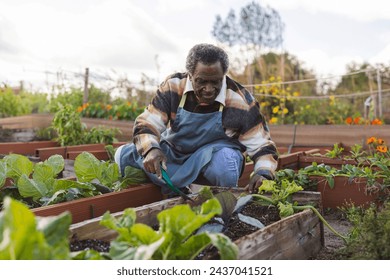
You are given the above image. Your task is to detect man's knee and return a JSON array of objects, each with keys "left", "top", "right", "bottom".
[{"left": 202, "top": 148, "right": 243, "bottom": 187}]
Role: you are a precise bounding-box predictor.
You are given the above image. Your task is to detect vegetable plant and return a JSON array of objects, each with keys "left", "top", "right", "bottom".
[
  {"left": 252, "top": 178, "right": 348, "bottom": 242},
  {"left": 0, "top": 152, "right": 147, "bottom": 208},
  {"left": 99, "top": 197, "right": 238, "bottom": 260}
]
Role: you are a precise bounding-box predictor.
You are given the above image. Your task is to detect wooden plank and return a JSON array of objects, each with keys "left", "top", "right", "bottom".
[
  {"left": 0, "top": 141, "right": 58, "bottom": 155},
  {"left": 36, "top": 147, "right": 66, "bottom": 160},
  {"left": 67, "top": 150, "right": 109, "bottom": 160},
  {"left": 32, "top": 183, "right": 163, "bottom": 224},
  {"left": 235, "top": 209, "right": 321, "bottom": 259}
]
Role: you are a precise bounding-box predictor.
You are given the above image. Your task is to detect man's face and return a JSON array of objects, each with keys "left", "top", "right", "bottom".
[{"left": 190, "top": 61, "right": 224, "bottom": 106}]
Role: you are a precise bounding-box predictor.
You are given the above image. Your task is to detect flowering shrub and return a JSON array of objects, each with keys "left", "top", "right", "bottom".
[
  {"left": 255, "top": 76, "right": 356, "bottom": 125},
  {"left": 345, "top": 117, "right": 383, "bottom": 125},
  {"left": 77, "top": 101, "right": 144, "bottom": 121}
]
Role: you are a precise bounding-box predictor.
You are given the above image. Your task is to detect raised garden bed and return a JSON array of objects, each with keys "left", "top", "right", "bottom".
[
  {"left": 69, "top": 190, "right": 323, "bottom": 260},
  {"left": 31, "top": 183, "right": 164, "bottom": 224}
]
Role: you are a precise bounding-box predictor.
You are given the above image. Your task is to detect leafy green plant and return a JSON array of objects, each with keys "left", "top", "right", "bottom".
[
  {"left": 51, "top": 103, "right": 87, "bottom": 146},
  {"left": 0, "top": 196, "right": 104, "bottom": 260},
  {"left": 341, "top": 202, "right": 390, "bottom": 259},
  {"left": 324, "top": 143, "right": 344, "bottom": 159},
  {"left": 0, "top": 151, "right": 145, "bottom": 208},
  {"left": 99, "top": 197, "right": 238, "bottom": 260},
  {"left": 51, "top": 104, "right": 120, "bottom": 146},
  {"left": 252, "top": 179, "right": 347, "bottom": 241},
  {"left": 0, "top": 197, "right": 72, "bottom": 259}
]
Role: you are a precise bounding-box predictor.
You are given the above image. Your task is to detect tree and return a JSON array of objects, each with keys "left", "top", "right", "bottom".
[{"left": 212, "top": 1, "right": 284, "bottom": 84}]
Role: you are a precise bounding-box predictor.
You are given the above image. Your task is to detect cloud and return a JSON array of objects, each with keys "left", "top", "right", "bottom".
[
  {"left": 269, "top": 0, "right": 390, "bottom": 22},
  {"left": 295, "top": 48, "right": 364, "bottom": 76},
  {"left": 370, "top": 43, "right": 390, "bottom": 65}
]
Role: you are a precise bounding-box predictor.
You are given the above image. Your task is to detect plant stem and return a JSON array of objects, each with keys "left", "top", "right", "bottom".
[{"left": 293, "top": 205, "right": 348, "bottom": 242}]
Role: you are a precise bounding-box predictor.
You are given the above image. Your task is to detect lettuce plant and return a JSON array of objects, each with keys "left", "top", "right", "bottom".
[
  {"left": 0, "top": 152, "right": 127, "bottom": 207},
  {"left": 99, "top": 198, "right": 238, "bottom": 260},
  {"left": 253, "top": 179, "right": 347, "bottom": 242},
  {"left": 0, "top": 197, "right": 72, "bottom": 259}
]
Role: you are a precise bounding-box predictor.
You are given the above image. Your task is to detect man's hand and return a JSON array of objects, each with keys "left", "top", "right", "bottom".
[
  {"left": 142, "top": 148, "right": 167, "bottom": 179},
  {"left": 246, "top": 173, "right": 268, "bottom": 194}
]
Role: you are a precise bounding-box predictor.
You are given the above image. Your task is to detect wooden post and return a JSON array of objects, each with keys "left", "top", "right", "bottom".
[
  {"left": 367, "top": 70, "right": 377, "bottom": 119},
  {"left": 83, "top": 67, "right": 89, "bottom": 104},
  {"left": 376, "top": 67, "right": 382, "bottom": 118}
]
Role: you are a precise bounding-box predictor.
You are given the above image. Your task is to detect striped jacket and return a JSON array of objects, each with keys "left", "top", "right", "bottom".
[{"left": 133, "top": 72, "right": 278, "bottom": 178}]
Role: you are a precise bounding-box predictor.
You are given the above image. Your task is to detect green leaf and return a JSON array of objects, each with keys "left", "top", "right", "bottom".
[
  {"left": 326, "top": 176, "right": 335, "bottom": 189},
  {"left": 100, "top": 161, "right": 120, "bottom": 186},
  {"left": 109, "top": 237, "right": 165, "bottom": 260},
  {"left": 0, "top": 197, "right": 73, "bottom": 260},
  {"left": 36, "top": 212, "right": 72, "bottom": 258},
  {"left": 277, "top": 201, "right": 295, "bottom": 218},
  {"left": 74, "top": 152, "right": 102, "bottom": 182},
  {"left": 4, "top": 154, "right": 34, "bottom": 182},
  {"left": 208, "top": 233, "right": 239, "bottom": 260},
  {"left": 45, "top": 155, "right": 65, "bottom": 176},
  {"left": 33, "top": 163, "right": 56, "bottom": 184},
  {"left": 123, "top": 165, "right": 149, "bottom": 185},
  {"left": 17, "top": 174, "right": 49, "bottom": 200},
  {"left": 175, "top": 232, "right": 213, "bottom": 259},
  {"left": 214, "top": 191, "right": 237, "bottom": 224}
]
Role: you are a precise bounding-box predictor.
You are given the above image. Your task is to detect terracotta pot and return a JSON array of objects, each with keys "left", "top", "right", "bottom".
[{"left": 310, "top": 176, "right": 380, "bottom": 209}]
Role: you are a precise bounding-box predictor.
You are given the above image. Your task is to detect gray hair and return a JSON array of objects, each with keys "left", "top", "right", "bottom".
[{"left": 185, "top": 43, "right": 229, "bottom": 75}]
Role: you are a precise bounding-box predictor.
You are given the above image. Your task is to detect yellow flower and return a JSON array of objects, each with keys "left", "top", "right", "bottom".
[
  {"left": 283, "top": 108, "right": 289, "bottom": 114},
  {"left": 270, "top": 117, "right": 278, "bottom": 124},
  {"left": 293, "top": 91, "right": 300, "bottom": 97},
  {"left": 272, "top": 106, "right": 279, "bottom": 114}
]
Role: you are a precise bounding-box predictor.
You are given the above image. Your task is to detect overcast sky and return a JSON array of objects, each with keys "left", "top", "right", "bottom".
[{"left": 1, "top": 0, "right": 389, "bottom": 91}]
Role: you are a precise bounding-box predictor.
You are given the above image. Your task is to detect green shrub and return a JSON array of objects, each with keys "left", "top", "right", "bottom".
[{"left": 343, "top": 202, "right": 390, "bottom": 259}]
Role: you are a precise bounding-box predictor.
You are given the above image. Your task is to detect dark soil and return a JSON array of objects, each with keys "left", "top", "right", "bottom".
[
  {"left": 69, "top": 234, "right": 110, "bottom": 253},
  {"left": 222, "top": 202, "right": 280, "bottom": 241}
]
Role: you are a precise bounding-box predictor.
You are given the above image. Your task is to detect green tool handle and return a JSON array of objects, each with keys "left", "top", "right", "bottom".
[{"left": 160, "top": 166, "right": 194, "bottom": 202}]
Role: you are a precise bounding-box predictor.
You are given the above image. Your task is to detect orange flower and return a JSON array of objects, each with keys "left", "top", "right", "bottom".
[
  {"left": 371, "top": 118, "right": 383, "bottom": 125},
  {"left": 367, "top": 137, "right": 377, "bottom": 144},
  {"left": 77, "top": 106, "right": 83, "bottom": 113},
  {"left": 353, "top": 117, "right": 361, "bottom": 124},
  {"left": 345, "top": 117, "right": 353, "bottom": 124},
  {"left": 377, "top": 138, "right": 385, "bottom": 145},
  {"left": 106, "top": 104, "right": 112, "bottom": 110},
  {"left": 376, "top": 145, "right": 388, "bottom": 153}
]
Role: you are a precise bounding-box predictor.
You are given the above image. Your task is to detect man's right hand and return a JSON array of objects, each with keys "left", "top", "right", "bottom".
[{"left": 142, "top": 148, "right": 167, "bottom": 179}]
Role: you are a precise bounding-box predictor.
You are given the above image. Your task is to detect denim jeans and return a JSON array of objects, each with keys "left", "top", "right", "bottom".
[{"left": 198, "top": 147, "right": 244, "bottom": 187}]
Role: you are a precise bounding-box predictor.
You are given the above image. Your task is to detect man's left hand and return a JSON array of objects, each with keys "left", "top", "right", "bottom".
[{"left": 246, "top": 173, "right": 268, "bottom": 194}]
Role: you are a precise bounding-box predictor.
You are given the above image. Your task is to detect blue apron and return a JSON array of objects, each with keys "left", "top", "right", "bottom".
[{"left": 119, "top": 93, "right": 243, "bottom": 193}]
